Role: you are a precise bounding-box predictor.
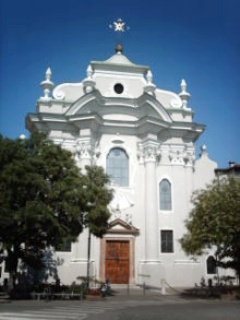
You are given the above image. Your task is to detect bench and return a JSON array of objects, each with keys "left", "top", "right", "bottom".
[{"left": 31, "top": 292, "right": 83, "bottom": 300}]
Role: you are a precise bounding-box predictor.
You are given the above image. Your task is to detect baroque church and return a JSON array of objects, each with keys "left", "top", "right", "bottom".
[{"left": 23, "top": 22, "right": 223, "bottom": 288}]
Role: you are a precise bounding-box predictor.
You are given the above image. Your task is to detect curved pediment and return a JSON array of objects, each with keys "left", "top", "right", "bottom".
[
  {"left": 65, "top": 90, "right": 172, "bottom": 125},
  {"left": 65, "top": 90, "right": 103, "bottom": 116},
  {"left": 137, "top": 93, "right": 172, "bottom": 123}
]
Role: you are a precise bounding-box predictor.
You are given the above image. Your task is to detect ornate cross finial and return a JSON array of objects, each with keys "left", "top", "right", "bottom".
[
  {"left": 109, "top": 18, "right": 130, "bottom": 33},
  {"left": 109, "top": 19, "right": 130, "bottom": 53}
]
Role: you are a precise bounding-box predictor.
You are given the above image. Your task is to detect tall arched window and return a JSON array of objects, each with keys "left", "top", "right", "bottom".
[
  {"left": 207, "top": 256, "right": 216, "bottom": 274},
  {"left": 106, "top": 148, "right": 129, "bottom": 187},
  {"left": 160, "top": 179, "right": 172, "bottom": 211}
]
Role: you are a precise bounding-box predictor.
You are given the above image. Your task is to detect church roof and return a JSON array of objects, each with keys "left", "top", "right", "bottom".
[
  {"left": 102, "top": 52, "right": 136, "bottom": 65},
  {"left": 26, "top": 40, "right": 204, "bottom": 143},
  {"left": 215, "top": 163, "right": 240, "bottom": 174},
  {"left": 91, "top": 51, "right": 149, "bottom": 74}
]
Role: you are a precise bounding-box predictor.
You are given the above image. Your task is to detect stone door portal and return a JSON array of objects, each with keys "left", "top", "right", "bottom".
[{"left": 105, "top": 240, "right": 130, "bottom": 284}]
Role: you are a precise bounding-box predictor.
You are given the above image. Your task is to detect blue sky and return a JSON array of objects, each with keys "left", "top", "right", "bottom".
[{"left": 0, "top": 0, "right": 239, "bottom": 168}]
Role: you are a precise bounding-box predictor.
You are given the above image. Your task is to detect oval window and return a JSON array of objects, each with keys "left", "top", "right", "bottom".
[{"left": 114, "top": 83, "right": 124, "bottom": 94}]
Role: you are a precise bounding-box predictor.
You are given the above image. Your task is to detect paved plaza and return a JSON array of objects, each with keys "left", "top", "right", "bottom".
[{"left": 0, "top": 288, "right": 239, "bottom": 320}]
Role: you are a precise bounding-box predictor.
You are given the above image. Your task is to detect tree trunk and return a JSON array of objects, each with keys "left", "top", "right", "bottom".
[{"left": 6, "top": 247, "right": 19, "bottom": 291}]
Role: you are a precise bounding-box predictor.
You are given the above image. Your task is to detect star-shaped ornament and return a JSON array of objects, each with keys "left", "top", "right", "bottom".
[{"left": 109, "top": 18, "right": 129, "bottom": 33}]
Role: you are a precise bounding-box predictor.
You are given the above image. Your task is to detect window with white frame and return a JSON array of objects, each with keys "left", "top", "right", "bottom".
[
  {"left": 106, "top": 147, "right": 129, "bottom": 187},
  {"left": 161, "top": 230, "right": 174, "bottom": 253},
  {"left": 159, "top": 179, "right": 172, "bottom": 210}
]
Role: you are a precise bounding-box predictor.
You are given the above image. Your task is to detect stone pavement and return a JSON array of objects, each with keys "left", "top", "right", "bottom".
[
  {"left": 0, "top": 286, "right": 186, "bottom": 320},
  {"left": 0, "top": 286, "right": 239, "bottom": 320}
]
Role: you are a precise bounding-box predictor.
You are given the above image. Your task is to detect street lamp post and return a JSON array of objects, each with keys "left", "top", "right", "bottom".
[{"left": 86, "top": 229, "right": 91, "bottom": 289}]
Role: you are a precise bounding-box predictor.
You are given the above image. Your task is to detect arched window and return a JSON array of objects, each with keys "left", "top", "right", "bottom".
[
  {"left": 160, "top": 179, "right": 172, "bottom": 211},
  {"left": 207, "top": 256, "right": 216, "bottom": 274},
  {"left": 106, "top": 148, "right": 129, "bottom": 187}
]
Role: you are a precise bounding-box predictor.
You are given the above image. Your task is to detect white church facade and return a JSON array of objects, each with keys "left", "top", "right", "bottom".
[{"left": 24, "top": 42, "right": 221, "bottom": 289}]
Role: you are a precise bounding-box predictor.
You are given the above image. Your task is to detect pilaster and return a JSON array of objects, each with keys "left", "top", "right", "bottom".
[{"left": 138, "top": 141, "right": 160, "bottom": 261}]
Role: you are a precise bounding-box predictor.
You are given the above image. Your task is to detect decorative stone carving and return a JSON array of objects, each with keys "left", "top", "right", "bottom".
[
  {"left": 40, "top": 68, "right": 54, "bottom": 100},
  {"left": 112, "top": 205, "right": 121, "bottom": 219},
  {"left": 53, "top": 90, "right": 65, "bottom": 100},
  {"left": 137, "top": 142, "right": 161, "bottom": 164},
  {"left": 146, "top": 70, "right": 153, "bottom": 83},
  {"left": 83, "top": 65, "right": 96, "bottom": 94},
  {"left": 183, "top": 148, "right": 195, "bottom": 166},
  {"left": 137, "top": 145, "right": 144, "bottom": 164},
  {"left": 86, "top": 65, "right": 93, "bottom": 78},
  {"left": 94, "top": 146, "right": 101, "bottom": 158},
  {"left": 109, "top": 188, "right": 134, "bottom": 212},
  {"left": 169, "top": 146, "right": 195, "bottom": 166},
  {"left": 170, "top": 97, "right": 182, "bottom": 108},
  {"left": 125, "top": 213, "right": 132, "bottom": 225},
  {"left": 200, "top": 144, "right": 207, "bottom": 156},
  {"left": 144, "top": 70, "right": 156, "bottom": 95},
  {"left": 179, "top": 79, "right": 190, "bottom": 108},
  {"left": 169, "top": 149, "right": 185, "bottom": 165},
  {"left": 75, "top": 142, "right": 93, "bottom": 160}
]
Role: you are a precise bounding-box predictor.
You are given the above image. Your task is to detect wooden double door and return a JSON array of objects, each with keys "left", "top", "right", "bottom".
[{"left": 105, "top": 240, "right": 130, "bottom": 284}]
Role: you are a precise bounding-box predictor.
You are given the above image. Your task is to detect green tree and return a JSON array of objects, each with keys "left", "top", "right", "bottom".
[
  {"left": 180, "top": 177, "right": 240, "bottom": 283},
  {"left": 0, "top": 133, "right": 113, "bottom": 288},
  {"left": 81, "top": 165, "right": 113, "bottom": 237}
]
